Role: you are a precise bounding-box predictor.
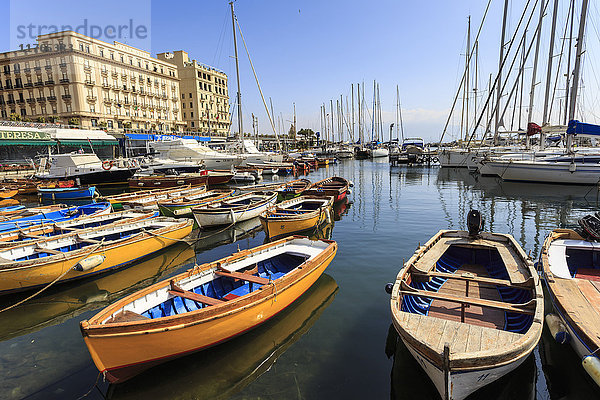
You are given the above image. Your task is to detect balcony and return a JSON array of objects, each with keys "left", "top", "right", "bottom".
[
  {"left": 62, "top": 94, "right": 72, "bottom": 100},
  {"left": 14, "top": 69, "right": 21, "bottom": 75},
  {"left": 83, "top": 65, "right": 92, "bottom": 72},
  {"left": 26, "top": 98, "right": 36, "bottom": 104},
  {"left": 85, "top": 80, "right": 95, "bottom": 86},
  {"left": 103, "top": 98, "right": 112, "bottom": 104},
  {"left": 102, "top": 82, "right": 110, "bottom": 88},
  {"left": 86, "top": 95, "right": 97, "bottom": 102},
  {"left": 112, "top": 85, "right": 121, "bottom": 91},
  {"left": 100, "top": 69, "right": 108, "bottom": 76},
  {"left": 37, "top": 97, "right": 46, "bottom": 102},
  {"left": 47, "top": 95, "right": 57, "bottom": 101},
  {"left": 15, "top": 83, "right": 23, "bottom": 89},
  {"left": 59, "top": 78, "right": 69, "bottom": 84},
  {"left": 172, "top": 96, "right": 178, "bottom": 101},
  {"left": 0, "top": 101, "right": 4, "bottom": 106},
  {"left": 45, "top": 80, "right": 55, "bottom": 85},
  {"left": 34, "top": 82, "right": 43, "bottom": 87},
  {"left": 59, "top": 63, "right": 67, "bottom": 69},
  {"left": 7, "top": 99, "right": 15, "bottom": 105},
  {"left": 122, "top": 73, "right": 127, "bottom": 80},
  {"left": 24, "top": 68, "right": 31, "bottom": 74},
  {"left": 34, "top": 66, "right": 41, "bottom": 72},
  {"left": 3, "top": 70, "right": 10, "bottom": 75},
  {"left": 24, "top": 82, "right": 33, "bottom": 88},
  {"left": 16, "top": 99, "right": 25, "bottom": 104},
  {"left": 44, "top": 65, "right": 52, "bottom": 71}
]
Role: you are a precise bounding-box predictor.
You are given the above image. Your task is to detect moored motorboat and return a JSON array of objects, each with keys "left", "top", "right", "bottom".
[
  {"left": 260, "top": 196, "right": 333, "bottom": 239},
  {"left": 80, "top": 236, "right": 337, "bottom": 383},
  {"left": 540, "top": 222, "right": 600, "bottom": 387},
  {"left": 192, "top": 191, "right": 277, "bottom": 228},
  {"left": 158, "top": 190, "right": 235, "bottom": 218},
  {"left": 388, "top": 211, "right": 543, "bottom": 400},
  {"left": 304, "top": 176, "right": 350, "bottom": 203},
  {"left": 0, "top": 216, "right": 192, "bottom": 294},
  {"left": 277, "top": 179, "right": 311, "bottom": 201}
]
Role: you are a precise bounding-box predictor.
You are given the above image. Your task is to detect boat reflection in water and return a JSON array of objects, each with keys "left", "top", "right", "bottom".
[
  {"left": 193, "top": 216, "right": 264, "bottom": 252},
  {"left": 0, "top": 243, "right": 196, "bottom": 342},
  {"left": 107, "top": 273, "right": 339, "bottom": 400},
  {"left": 333, "top": 197, "right": 351, "bottom": 221},
  {"left": 386, "top": 325, "right": 537, "bottom": 400}
]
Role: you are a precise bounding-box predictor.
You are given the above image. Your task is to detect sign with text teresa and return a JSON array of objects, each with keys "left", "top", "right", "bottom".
[{"left": 0, "top": 130, "right": 51, "bottom": 140}]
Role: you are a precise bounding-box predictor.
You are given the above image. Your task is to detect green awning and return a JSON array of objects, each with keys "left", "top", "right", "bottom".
[{"left": 0, "top": 140, "right": 56, "bottom": 146}]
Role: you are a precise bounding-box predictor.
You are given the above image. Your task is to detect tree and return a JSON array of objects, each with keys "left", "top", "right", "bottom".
[
  {"left": 98, "top": 121, "right": 108, "bottom": 128},
  {"left": 68, "top": 117, "right": 80, "bottom": 126},
  {"left": 288, "top": 124, "right": 296, "bottom": 139},
  {"left": 9, "top": 113, "right": 21, "bottom": 122},
  {"left": 37, "top": 117, "right": 46, "bottom": 123}
]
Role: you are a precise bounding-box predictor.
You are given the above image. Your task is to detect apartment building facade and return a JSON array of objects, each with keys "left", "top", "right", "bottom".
[
  {"left": 157, "top": 50, "right": 231, "bottom": 135},
  {"left": 0, "top": 31, "right": 185, "bottom": 132}
]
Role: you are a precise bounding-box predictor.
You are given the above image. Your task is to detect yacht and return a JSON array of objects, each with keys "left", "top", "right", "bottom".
[
  {"left": 35, "top": 153, "right": 138, "bottom": 185},
  {"left": 149, "top": 138, "right": 243, "bottom": 170}
]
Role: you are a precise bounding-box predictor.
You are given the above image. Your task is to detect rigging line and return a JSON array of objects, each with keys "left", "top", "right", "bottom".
[
  {"left": 234, "top": 17, "right": 282, "bottom": 152},
  {"left": 438, "top": 0, "right": 493, "bottom": 146},
  {"left": 467, "top": 0, "right": 540, "bottom": 147}
]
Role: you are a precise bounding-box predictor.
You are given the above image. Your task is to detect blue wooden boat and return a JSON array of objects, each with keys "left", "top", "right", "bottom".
[
  {"left": 0, "top": 202, "right": 111, "bottom": 232},
  {"left": 38, "top": 186, "right": 97, "bottom": 200}
]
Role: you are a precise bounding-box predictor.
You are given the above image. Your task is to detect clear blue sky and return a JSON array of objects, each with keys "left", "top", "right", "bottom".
[{"left": 2, "top": 0, "right": 600, "bottom": 142}]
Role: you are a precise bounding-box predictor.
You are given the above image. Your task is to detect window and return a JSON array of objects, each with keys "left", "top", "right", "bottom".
[
  {"left": 49, "top": 88, "right": 55, "bottom": 96},
  {"left": 100, "top": 49, "right": 104, "bottom": 57},
  {"left": 79, "top": 43, "right": 84, "bottom": 51},
  {"left": 110, "top": 53, "right": 114, "bottom": 60},
  {"left": 189, "top": 102, "right": 192, "bottom": 108},
  {"left": 20, "top": 108, "right": 26, "bottom": 117},
  {"left": 191, "top": 112, "right": 193, "bottom": 118},
  {"left": 91, "top": 118, "right": 98, "bottom": 127},
  {"left": 191, "top": 121, "right": 195, "bottom": 127},
  {"left": 181, "top": 94, "right": 185, "bottom": 99},
  {"left": 52, "top": 105, "right": 57, "bottom": 114},
  {"left": 63, "top": 86, "right": 70, "bottom": 95},
  {"left": 107, "top": 120, "right": 113, "bottom": 128},
  {"left": 120, "top": 55, "right": 124, "bottom": 63},
  {"left": 183, "top": 112, "right": 186, "bottom": 118},
  {"left": 85, "top": 45, "right": 90, "bottom": 53},
  {"left": 189, "top": 93, "right": 192, "bottom": 98},
  {"left": 182, "top": 103, "right": 185, "bottom": 109},
  {"left": 66, "top": 103, "right": 72, "bottom": 112},
  {"left": 90, "top": 104, "right": 95, "bottom": 113}
]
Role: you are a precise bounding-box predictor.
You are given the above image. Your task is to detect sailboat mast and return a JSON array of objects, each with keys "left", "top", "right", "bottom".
[
  {"left": 465, "top": 15, "right": 470, "bottom": 142},
  {"left": 541, "top": 0, "right": 560, "bottom": 150},
  {"left": 563, "top": 0, "right": 576, "bottom": 125},
  {"left": 395, "top": 85, "right": 399, "bottom": 140},
  {"left": 293, "top": 102, "right": 296, "bottom": 149},
  {"left": 230, "top": 1, "right": 243, "bottom": 139},
  {"left": 473, "top": 40, "right": 479, "bottom": 139},
  {"left": 568, "top": 0, "right": 588, "bottom": 122},
  {"left": 351, "top": 84, "right": 355, "bottom": 143},
  {"left": 526, "top": 0, "right": 545, "bottom": 149},
  {"left": 494, "top": 0, "right": 509, "bottom": 145}
]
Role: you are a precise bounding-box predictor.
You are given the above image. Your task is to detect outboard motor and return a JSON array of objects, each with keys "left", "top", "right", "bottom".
[{"left": 467, "top": 210, "right": 483, "bottom": 236}]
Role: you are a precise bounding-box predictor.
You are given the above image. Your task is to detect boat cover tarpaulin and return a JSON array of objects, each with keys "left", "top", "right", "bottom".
[
  {"left": 566, "top": 120, "right": 600, "bottom": 136},
  {"left": 527, "top": 122, "right": 542, "bottom": 136}
]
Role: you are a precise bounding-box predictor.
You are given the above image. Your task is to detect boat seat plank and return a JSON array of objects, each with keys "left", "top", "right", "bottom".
[
  {"left": 495, "top": 246, "right": 529, "bottom": 283},
  {"left": 450, "top": 323, "right": 471, "bottom": 354},
  {"left": 465, "top": 324, "right": 483, "bottom": 353},
  {"left": 168, "top": 282, "right": 224, "bottom": 306},
  {"left": 215, "top": 270, "right": 270, "bottom": 285},
  {"left": 412, "top": 271, "right": 532, "bottom": 289},
  {"left": 575, "top": 268, "right": 600, "bottom": 282},
  {"left": 400, "top": 281, "right": 535, "bottom": 315}
]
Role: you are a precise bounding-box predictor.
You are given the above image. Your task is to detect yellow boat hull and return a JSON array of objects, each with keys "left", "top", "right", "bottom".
[
  {"left": 81, "top": 241, "right": 337, "bottom": 382},
  {"left": 260, "top": 208, "right": 330, "bottom": 239},
  {"left": 0, "top": 222, "right": 192, "bottom": 294}
]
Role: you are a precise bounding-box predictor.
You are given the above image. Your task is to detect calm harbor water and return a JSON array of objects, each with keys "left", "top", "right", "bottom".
[{"left": 1, "top": 159, "right": 600, "bottom": 399}]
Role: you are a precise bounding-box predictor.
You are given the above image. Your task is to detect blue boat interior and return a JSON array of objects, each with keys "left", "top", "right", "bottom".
[
  {"left": 564, "top": 247, "right": 600, "bottom": 278},
  {"left": 401, "top": 245, "right": 533, "bottom": 334},
  {"left": 219, "top": 197, "right": 261, "bottom": 208},
  {"left": 141, "top": 252, "right": 308, "bottom": 319}
]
